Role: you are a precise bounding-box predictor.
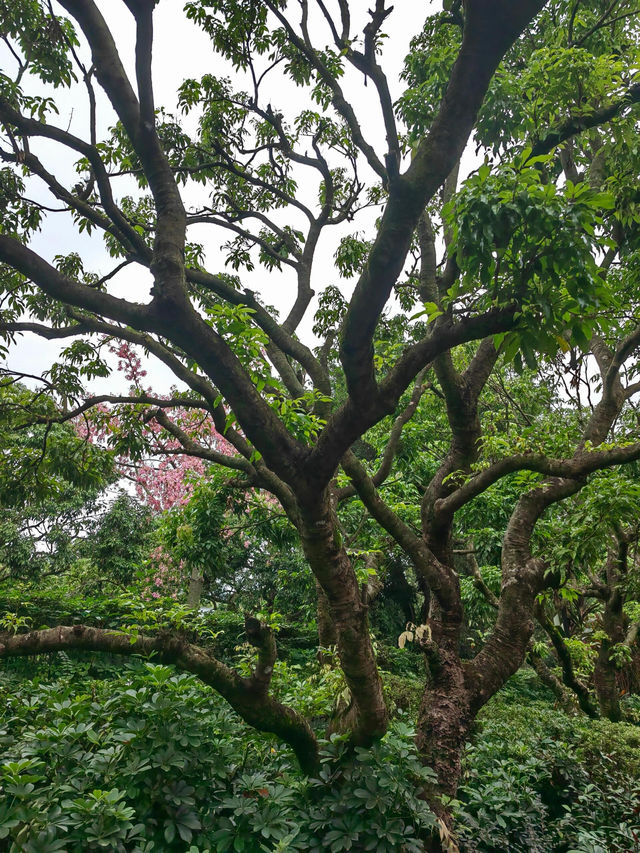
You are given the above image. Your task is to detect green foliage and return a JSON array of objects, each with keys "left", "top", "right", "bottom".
[
  {"left": 4, "top": 656, "right": 640, "bottom": 853},
  {"left": 445, "top": 155, "right": 614, "bottom": 369},
  {"left": 0, "top": 0, "right": 78, "bottom": 90},
  {"left": 157, "top": 473, "right": 315, "bottom": 617},
  {"left": 81, "top": 492, "right": 155, "bottom": 587},
  {"left": 334, "top": 234, "right": 372, "bottom": 280},
  {"left": 456, "top": 682, "right": 640, "bottom": 852},
  {"left": 0, "top": 664, "right": 437, "bottom": 852},
  {"left": 460, "top": 565, "right": 501, "bottom": 631},
  {"left": 0, "top": 381, "right": 113, "bottom": 508},
  {"left": 0, "top": 611, "right": 32, "bottom": 634},
  {"left": 0, "top": 382, "right": 116, "bottom": 581},
  {"left": 397, "top": 13, "right": 461, "bottom": 144}
]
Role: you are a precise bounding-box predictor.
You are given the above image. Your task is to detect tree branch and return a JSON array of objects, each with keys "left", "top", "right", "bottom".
[
  {"left": 151, "top": 407, "right": 254, "bottom": 474},
  {"left": 339, "top": 450, "right": 455, "bottom": 608},
  {"left": 535, "top": 603, "right": 599, "bottom": 717},
  {"left": 339, "top": 0, "right": 545, "bottom": 405},
  {"left": 57, "top": 0, "right": 187, "bottom": 309},
  {"left": 0, "top": 235, "right": 153, "bottom": 328},
  {"left": 436, "top": 442, "right": 640, "bottom": 517},
  {"left": 529, "top": 83, "right": 640, "bottom": 159},
  {"left": 308, "top": 306, "right": 518, "bottom": 491},
  {"left": 263, "top": 0, "right": 387, "bottom": 180},
  {"left": 0, "top": 623, "right": 319, "bottom": 773},
  {"left": 336, "top": 367, "right": 428, "bottom": 500},
  {"left": 0, "top": 95, "right": 149, "bottom": 256}
]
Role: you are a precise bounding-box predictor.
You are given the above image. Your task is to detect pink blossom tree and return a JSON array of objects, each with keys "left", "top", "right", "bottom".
[{"left": 76, "top": 340, "right": 235, "bottom": 602}]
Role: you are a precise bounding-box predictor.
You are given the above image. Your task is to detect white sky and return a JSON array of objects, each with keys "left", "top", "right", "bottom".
[{"left": 4, "top": 1, "right": 453, "bottom": 396}]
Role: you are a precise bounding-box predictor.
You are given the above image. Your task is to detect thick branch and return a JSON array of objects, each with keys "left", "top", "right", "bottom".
[
  {"left": 1, "top": 236, "right": 311, "bottom": 486},
  {"left": 0, "top": 235, "right": 152, "bottom": 328},
  {"left": 529, "top": 83, "right": 640, "bottom": 158},
  {"left": 185, "top": 268, "right": 328, "bottom": 395},
  {"left": 340, "top": 1, "right": 545, "bottom": 403},
  {"left": 340, "top": 450, "right": 456, "bottom": 608},
  {"left": 437, "top": 443, "right": 640, "bottom": 517},
  {"left": 336, "top": 368, "right": 428, "bottom": 500},
  {"left": 308, "top": 306, "right": 518, "bottom": 491},
  {"left": 58, "top": 0, "right": 187, "bottom": 309},
  {"left": 0, "top": 624, "right": 319, "bottom": 773}
]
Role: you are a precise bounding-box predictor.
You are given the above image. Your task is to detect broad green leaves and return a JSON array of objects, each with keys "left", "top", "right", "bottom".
[
  {"left": 0, "top": 0, "right": 78, "bottom": 88},
  {"left": 443, "top": 154, "right": 616, "bottom": 367}
]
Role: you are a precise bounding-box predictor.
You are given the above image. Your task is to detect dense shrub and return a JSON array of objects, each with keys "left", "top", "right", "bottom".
[
  {"left": 0, "top": 662, "right": 437, "bottom": 852},
  {"left": 456, "top": 672, "right": 640, "bottom": 853},
  {"left": 2, "top": 650, "right": 640, "bottom": 852}
]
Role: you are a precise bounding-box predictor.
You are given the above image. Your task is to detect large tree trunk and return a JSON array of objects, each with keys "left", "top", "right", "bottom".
[
  {"left": 416, "top": 649, "right": 471, "bottom": 799},
  {"left": 594, "top": 588, "right": 625, "bottom": 722},
  {"left": 594, "top": 639, "right": 622, "bottom": 722},
  {"left": 415, "top": 560, "right": 471, "bottom": 801},
  {"left": 316, "top": 580, "right": 338, "bottom": 660},
  {"left": 299, "top": 495, "right": 388, "bottom": 743}
]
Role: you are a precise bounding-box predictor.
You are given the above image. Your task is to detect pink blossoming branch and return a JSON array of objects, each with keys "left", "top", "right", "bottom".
[{"left": 73, "top": 341, "right": 236, "bottom": 599}]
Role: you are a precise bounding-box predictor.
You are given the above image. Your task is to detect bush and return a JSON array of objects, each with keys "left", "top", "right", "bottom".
[
  {"left": 0, "top": 662, "right": 438, "bottom": 852},
  {"left": 456, "top": 680, "right": 640, "bottom": 853}
]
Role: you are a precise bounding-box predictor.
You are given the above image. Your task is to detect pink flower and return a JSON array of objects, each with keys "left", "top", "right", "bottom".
[{"left": 151, "top": 591, "right": 160, "bottom": 599}]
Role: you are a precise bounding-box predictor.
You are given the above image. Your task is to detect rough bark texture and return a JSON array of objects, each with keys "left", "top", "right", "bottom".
[
  {"left": 594, "top": 630, "right": 624, "bottom": 722},
  {"left": 299, "top": 496, "right": 388, "bottom": 743},
  {"left": 593, "top": 543, "right": 628, "bottom": 722},
  {"left": 316, "top": 580, "right": 338, "bottom": 661},
  {"left": 416, "top": 634, "right": 471, "bottom": 798}
]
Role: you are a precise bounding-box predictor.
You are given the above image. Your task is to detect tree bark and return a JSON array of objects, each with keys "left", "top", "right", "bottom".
[
  {"left": 415, "top": 554, "right": 470, "bottom": 800},
  {"left": 592, "top": 537, "right": 634, "bottom": 722},
  {"left": 298, "top": 495, "right": 388, "bottom": 744},
  {"left": 316, "top": 580, "right": 338, "bottom": 662},
  {"left": 416, "top": 643, "right": 471, "bottom": 799},
  {"left": 594, "top": 588, "right": 625, "bottom": 722},
  {"left": 186, "top": 566, "right": 204, "bottom": 609}
]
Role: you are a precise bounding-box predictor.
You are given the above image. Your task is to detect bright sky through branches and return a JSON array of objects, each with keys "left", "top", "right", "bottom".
[{"left": 5, "top": 0, "right": 423, "bottom": 394}]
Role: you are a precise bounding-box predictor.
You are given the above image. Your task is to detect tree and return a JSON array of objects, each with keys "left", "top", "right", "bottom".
[
  {"left": 0, "top": 378, "right": 113, "bottom": 580},
  {"left": 527, "top": 465, "right": 640, "bottom": 722},
  {"left": 81, "top": 490, "right": 154, "bottom": 588},
  {"left": 2, "top": 0, "right": 640, "bottom": 817}
]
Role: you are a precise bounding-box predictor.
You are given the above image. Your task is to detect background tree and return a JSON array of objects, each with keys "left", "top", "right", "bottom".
[
  {"left": 0, "top": 378, "right": 113, "bottom": 581},
  {"left": 80, "top": 490, "right": 154, "bottom": 588}
]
